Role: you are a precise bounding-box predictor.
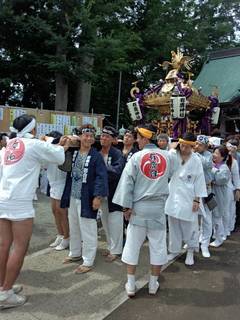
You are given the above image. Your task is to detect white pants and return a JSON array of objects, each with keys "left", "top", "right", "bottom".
[
  {"left": 221, "top": 188, "right": 233, "bottom": 237},
  {"left": 101, "top": 199, "right": 123, "bottom": 255},
  {"left": 168, "top": 215, "right": 199, "bottom": 253},
  {"left": 222, "top": 205, "right": 231, "bottom": 237},
  {"left": 68, "top": 197, "right": 97, "bottom": 267},
  {"left": 199, "top": 204, "right": 212, "bottom": 247},
  {"left": 122, "top": 223, "right": 168, "bottom": 266},
  {"left": 228, "top": 200, "right": 236, "bottom": 233},
  {"left": 213, "top": 216, "right": 225, "bottom": 241}
]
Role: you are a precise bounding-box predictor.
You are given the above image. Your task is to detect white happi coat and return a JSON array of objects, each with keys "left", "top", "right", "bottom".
[
  {"left": 228, "top": 159, "right": 240, "bottom": 198},
  {"left": 113, "top": 144, "right": 173, "bottom": 229},
  {"left": 165, "top": 150, "right": 207, "bottom": 222},
  {"left": 45, "top": 136, "right": 67, "bottom": 196},
  {"left": 0, "top": 137, "right": 65, "bottom": 220},
  {"left": 47, "top": 163, "right": 67, "bottom": 197},
  {"left": 212, "top": 163, "right": 231, "bottom": 218},
  {"left": 0, "top": 148, "right": 4, "bottom": 181},
  {"left": 195, "top": 150, "right": 213, "bottom": 187}
]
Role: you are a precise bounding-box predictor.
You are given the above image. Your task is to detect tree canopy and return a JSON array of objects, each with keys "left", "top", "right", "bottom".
[{"left": 0, "top": 0, "right": 239, "bottom": 126}]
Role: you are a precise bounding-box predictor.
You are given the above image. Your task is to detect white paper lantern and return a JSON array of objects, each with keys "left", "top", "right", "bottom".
[
  {"left": 170, "top": 96, "right": 186, "bottom": 119},
  {"left": 211, "top": 107, "right": 220, "bottom": 125},
  {"left": 127, "top": 100, "right": 143, "bottom": 121}
]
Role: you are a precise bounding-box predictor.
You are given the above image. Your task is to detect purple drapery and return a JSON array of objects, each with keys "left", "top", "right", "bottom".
[
  {"left": 197, "top": 96, "right": 219, "bottom": 134},
  {"left": 133, "top": 78, "right": 219, "bottom": 136},
  {"left": 173, "top": 118, "right": 187, "bottom": 138},
  {"left": 177, "top": 82, "right": 192, "bottom": 98}
]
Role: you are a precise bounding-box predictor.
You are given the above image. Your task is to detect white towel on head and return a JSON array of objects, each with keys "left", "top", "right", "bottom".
[
  {"left": 209, "top": 137, "right": 222, "bottom": 147},
  {"left": 10, "top": 118, "right": 36, "bottom": 138}
]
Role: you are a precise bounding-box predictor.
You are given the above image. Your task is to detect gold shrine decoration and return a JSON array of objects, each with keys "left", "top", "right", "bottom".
[
  {"left": 187, "top": 93, "right": 211, "bottom": 110},
  {"left": 128, "top": 48, "right": 218, "bottom": 125},
  {"left": 144, "top": 93, "right": 171, "bottom": 107},
  {"left": 159, "top": 48, "right": 193, "bottom": 71},
  {"left": 130, "top": 81, "right": 140, "bottom": 99}
]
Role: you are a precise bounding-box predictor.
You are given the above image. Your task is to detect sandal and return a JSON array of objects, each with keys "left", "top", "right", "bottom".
[
  {"left": 63, "top": 256, "right": 82, "bottom": 264},
  {"left": 102, "top": 250, "right": 110, "bottom": 257},
  {"left": 74, "top": 265, "right": 92, "bottom": 274},
  {"left": 105, "top": 254, "right": 118, "bottom": 262}
]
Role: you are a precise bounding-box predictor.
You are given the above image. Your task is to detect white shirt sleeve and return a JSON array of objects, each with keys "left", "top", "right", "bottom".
[
  {"left": 195, "top": 152, "right": 212, "bottom": 171},
  {"left": 0, "top": 149, "right": 3, "bottom": 182},
  {"left": 231, "top": 159, "right": 240, "bottom": 189},
  {"left": 31, "top": 140, "right": 65, "bottom": 166},
  {"left": 194, "top": 158, "right": 207, "bottom": 197}
]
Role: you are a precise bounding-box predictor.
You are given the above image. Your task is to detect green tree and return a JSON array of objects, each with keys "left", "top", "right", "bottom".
[{"left": 0, "top": 0, "right": 239, "bottom": 125}]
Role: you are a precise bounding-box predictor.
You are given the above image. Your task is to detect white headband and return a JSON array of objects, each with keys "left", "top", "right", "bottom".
[
  {"left": 102, "top": 128, "right": 117, "bottom": 137},
  {"left": 10, "top": 118, "right": 36, "bottom": 138},
  {"left": 209, "top": 137, "right": 222, "bottom": 147},
  {"left": 81, "top": 128, "right": 96, "bottom": 135},
  {"left": 226, "top": 142, "right": 238, "bottom": 150}
]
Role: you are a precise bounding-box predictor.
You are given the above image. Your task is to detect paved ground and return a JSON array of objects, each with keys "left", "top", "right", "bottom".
[
  {"left": 107, "top": 233, "right": 240, "bottom": 320},
  {"left": 1, "top": 193, "right": 240, "bottom": 320},
  {"left": 1, "top": 193, "right": 152, "bottom": 320}
]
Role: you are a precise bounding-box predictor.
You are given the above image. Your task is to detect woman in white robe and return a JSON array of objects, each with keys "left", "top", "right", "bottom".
[
  {"left": 210, "top": 146, "right": 232, "bottom": 248},
  {"left": 0, "top": 115, "right": 68, "bottom": 309},
  {"left": 226, "top": 141, "right": 240, "bottom": 234},
  {"left": 194, "top": 135, "right": 214, "bottom": 258}
]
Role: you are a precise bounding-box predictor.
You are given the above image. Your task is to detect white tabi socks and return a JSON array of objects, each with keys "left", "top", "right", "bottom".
[
  {"left": 185, "top": 249, "right": 194, "bottom": 266},
  {"left": 201, "top": 245, "right": 211, "bottom": 258},
  {"left": 125, "top": 274, "right": 136, "bottom": 297},
  {"left": 149, "top": 275, "right": 159, "bottom": 295}
]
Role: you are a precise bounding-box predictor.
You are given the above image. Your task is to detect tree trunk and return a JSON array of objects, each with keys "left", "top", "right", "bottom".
[
  {"left": 55, "top": 73, "right": 68, "bottom": 111},
  {"left": 74, "top": 56, "right": 94, "bottom": 113},
  {"left": 55, "top": 45, "right": 68, "bottom": 111}
]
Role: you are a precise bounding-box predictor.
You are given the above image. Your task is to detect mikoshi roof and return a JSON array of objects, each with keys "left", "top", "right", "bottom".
[{"left": 194, "top": 47, "right": 240, "bottom": 104}]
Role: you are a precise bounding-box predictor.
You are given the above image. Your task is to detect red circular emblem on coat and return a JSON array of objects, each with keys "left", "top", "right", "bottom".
[
  {"left": 140, "top": 152, "right": 167, "bottom": 180},
  {"left": 4, "top": 138, "right": 25, "bottom": 165}
]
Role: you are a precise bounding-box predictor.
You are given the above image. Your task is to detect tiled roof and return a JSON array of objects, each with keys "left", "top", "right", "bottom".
[{"left": 194, "top": 47, "right": 240, "bottom": 103}]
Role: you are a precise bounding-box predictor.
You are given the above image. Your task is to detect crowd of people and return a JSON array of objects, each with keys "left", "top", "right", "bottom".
[{"left": 0, "top": 114, "right": 240, "bottom": 309}]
